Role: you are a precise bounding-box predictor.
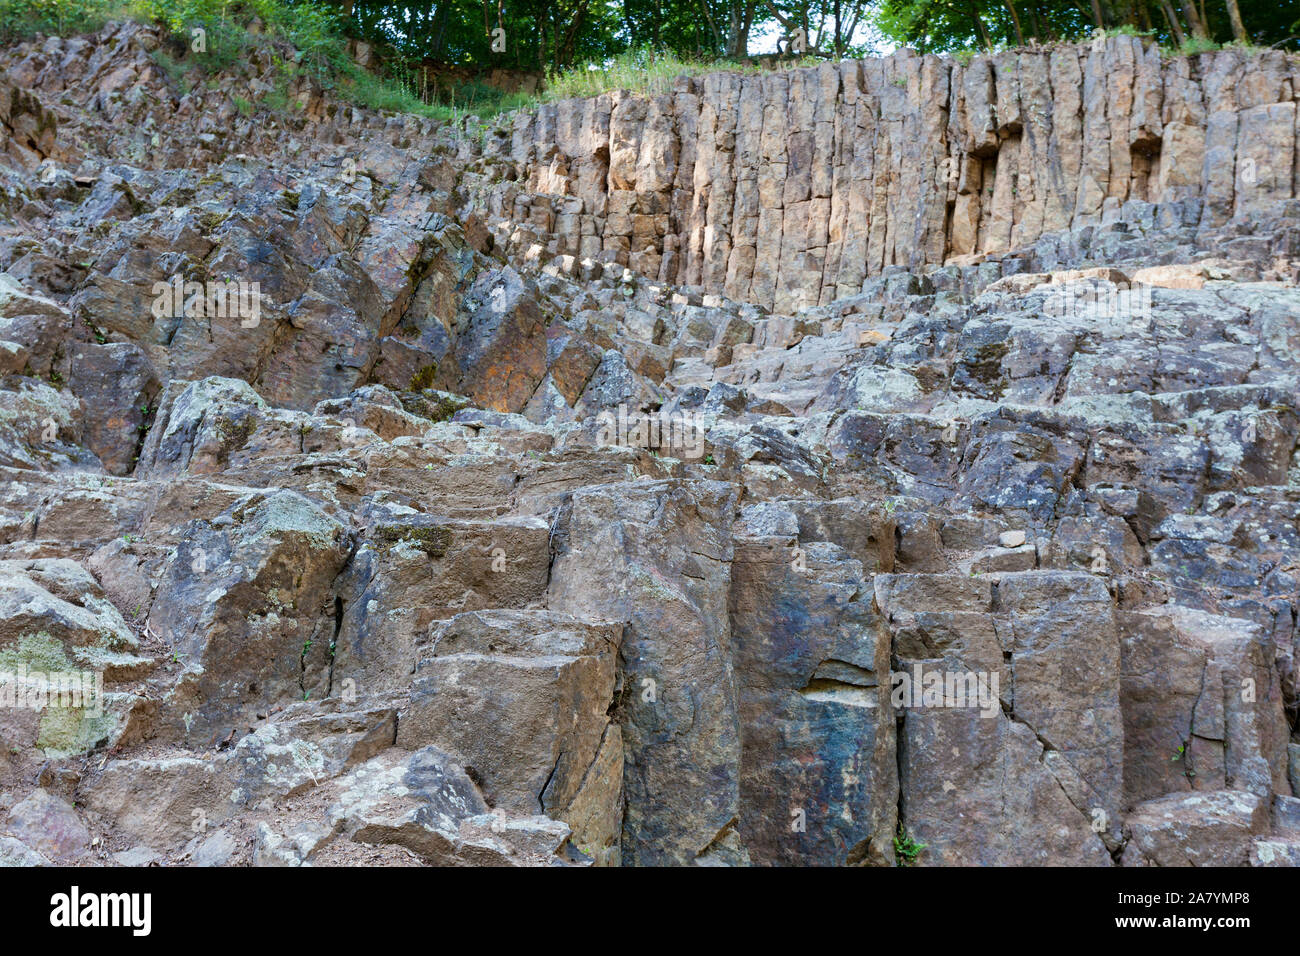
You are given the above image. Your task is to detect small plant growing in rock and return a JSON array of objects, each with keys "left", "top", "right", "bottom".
[
  {"left": 894, "top": 824, "right": 926, "bottom": 866},
  {"left": 1171, "top": 742, "right": 1186, "bottom": 762}
]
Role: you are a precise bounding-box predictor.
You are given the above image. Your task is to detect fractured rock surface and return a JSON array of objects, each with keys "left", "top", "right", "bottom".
[{"left": 0, "top": 22, "right": 1297, "bottom": 866}]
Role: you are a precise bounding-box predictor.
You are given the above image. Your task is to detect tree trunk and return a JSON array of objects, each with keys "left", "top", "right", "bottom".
[
  {"left": 970, "top": 1, "right": 993, "bottom": 51},
  {"left": 1003, "top": 0, "right": 1025, "bottom": 44},
  {"left": 701, "top": 0, "right": 724, "bottom": 54},
  {"left": 726, "top": 0, "right": 744, "bottom": 57},
  {"left": 1089, "top": 0, "right": 1107, "bottom": 30},
  {"left": 1224, "top": 0, "right": 1247, "bottom": 42},
  {"left": 1159, "top": 0, "right": 1186, "bottom": 44},
  {"left": 1179, "top": 0, "right": 1209, "bottom": 38},
  {"left": 556, "top": 0, "right": 590, "bottom": 69},
  {"left": 1026, "top": 3, "right": 1043, "bottom": 41}
]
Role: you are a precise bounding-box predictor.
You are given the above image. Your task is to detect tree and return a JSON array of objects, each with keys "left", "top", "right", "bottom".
[
  {"left": 622, "top": 0, "right": 759, "bottom": 58},
  {"left": 337, "top": 0, "right": 1300, "bottom": 81},
  {"left": 1223, "top": 0, "right": 1247, "bottom": 41},
  {"left": 868, "top": 0, "right": 1297, "bottom": 51},
  {"left": 761, "top": 0, "right": 878, "bottom": 57},
  {"left": 345, "top": 0, "right": 622, "bottom": 71},
  {"left": 874, "top": 0, "right": 1093, "bottom": 52}
]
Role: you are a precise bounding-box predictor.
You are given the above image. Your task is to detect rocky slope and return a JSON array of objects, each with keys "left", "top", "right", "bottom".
[{"left": 0, "top": 21, "right": 1297, "bottom": 866}]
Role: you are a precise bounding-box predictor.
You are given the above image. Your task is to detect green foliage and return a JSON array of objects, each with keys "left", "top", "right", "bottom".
[
  {"left": 1104, "top": 24, "right": 1154, "bottom": 38},
  {"left": 6, "top": 0, "right": 1296, "bottom": 131},
  {"left": 873, "top": 0, "right": 1299, "bottom": 54},
  {"left": 894, "top": 823, "right": 927, "bottom": 865},
  {"left": 621, "top": 0, "right": 739, "bottom": 59},
  {"left": 1166, "top": 35, "right": 1222, "bottom": 55},
  {"left": 0, "top": 0, "right": 122, "bottom": 42},
  {"left": 544, "top": 45, "right": 800, "bottom": 101},
  {"left": 351, "top": 0, "right": 626, "bottom": 73},
  {"left": 150, "top": 46, "right": 192, "bottom": 92},
  {"left": 875, "top": 0, "right": 1093, "bottom": 53}
]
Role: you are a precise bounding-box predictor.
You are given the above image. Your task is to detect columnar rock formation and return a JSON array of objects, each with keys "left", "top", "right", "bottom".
[
  {"left": 0, "top": 22, "right": 1297, "bottom": 867},
  {"left": 483, "top": 37, "right": 1300, "bottom": 311}
]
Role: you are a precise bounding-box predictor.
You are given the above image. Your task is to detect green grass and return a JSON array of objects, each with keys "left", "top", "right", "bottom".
[
  {"left": 1220, "top": 38, "right": 1263, "bottom": 55},
  {"left": 543, "top": 46, "right": 823, "bottom": 101},
  {"left": 1103, "top": 24, "right": 1156, "bottom": 39},
  {"left": 342, "top": 64, "right": 534, "bottom": 123},
  {"left": 1164, "top": 35, "right": 1222, "bottom": 56}
]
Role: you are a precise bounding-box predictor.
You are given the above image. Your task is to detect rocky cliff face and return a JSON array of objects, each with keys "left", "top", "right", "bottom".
[
  {"left": 480, "top": 37, "right": 1300, "bottom": 313},
  {"left": 0, "top": 21, "right": 1297, "bottom": 867}
]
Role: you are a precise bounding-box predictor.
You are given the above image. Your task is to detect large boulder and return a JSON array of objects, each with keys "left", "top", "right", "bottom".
[{"left": 146, "top": 489, "right": 351, "bottom": 742}]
